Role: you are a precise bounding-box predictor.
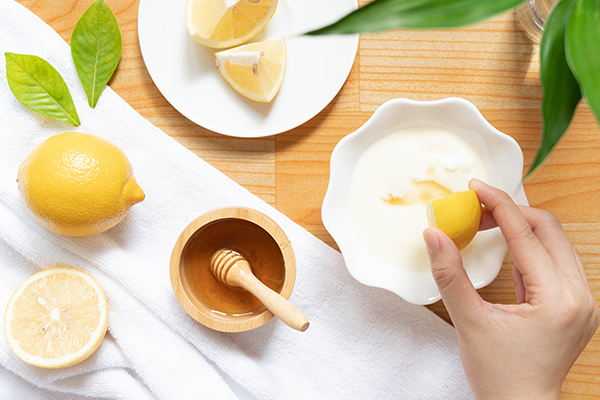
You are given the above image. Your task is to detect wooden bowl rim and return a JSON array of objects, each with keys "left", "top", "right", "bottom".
[{"left": 170, "top": 207, "right": 296, "bottom": 332}]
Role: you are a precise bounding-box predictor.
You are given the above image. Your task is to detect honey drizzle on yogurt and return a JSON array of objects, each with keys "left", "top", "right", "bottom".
[{"left": 349, "top": 126, "right": 490, "bottom": 271}]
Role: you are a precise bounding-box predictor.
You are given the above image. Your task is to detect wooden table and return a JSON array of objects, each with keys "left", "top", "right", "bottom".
[{"left": 16, "top": 0, "right": 600, "bottom": 397}]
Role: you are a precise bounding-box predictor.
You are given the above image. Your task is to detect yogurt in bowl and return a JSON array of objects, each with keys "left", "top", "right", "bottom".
[{"left": 322, "top": 98, "right": 528, "bottom": 305}]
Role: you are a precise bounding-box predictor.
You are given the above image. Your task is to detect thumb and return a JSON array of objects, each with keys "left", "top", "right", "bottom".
[{"left": 423, "top": 227, "right": 483, "bottom": 322}]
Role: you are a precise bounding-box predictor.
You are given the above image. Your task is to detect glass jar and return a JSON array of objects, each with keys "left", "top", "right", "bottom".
[{"left": 516, "top": 0, "right": 557, "bottom": 42}]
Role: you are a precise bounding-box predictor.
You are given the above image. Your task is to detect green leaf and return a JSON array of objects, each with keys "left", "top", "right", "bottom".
[
  {"left": 306, "top": 0, "right": 525, "bottom": 35},
  {"left": 527, "top": 0, "right": 581, "bottom": 176},
  {"left": 71, "top": 0, "right": 122, "bottom": 108},
  {"left": 566, "top": 0, "right": 600, "bottom": 125},
  {"left": 5, "top": 53, "right": 80, "bottom": 126}
]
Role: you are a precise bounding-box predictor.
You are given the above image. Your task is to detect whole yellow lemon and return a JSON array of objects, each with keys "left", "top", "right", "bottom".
[{"left": 17, "top": 132, "right": 145, "bottom": 236}]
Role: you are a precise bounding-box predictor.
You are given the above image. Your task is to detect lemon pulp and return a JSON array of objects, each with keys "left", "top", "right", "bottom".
[
  {"left": 4, "top": 267, "right": 108, "bottom": 369},
  {"left": 185, "top": 0, "right": 278, "bottom": 48},
  {"left": 215, "top": 38, "right": 286, "bottom": 102}
]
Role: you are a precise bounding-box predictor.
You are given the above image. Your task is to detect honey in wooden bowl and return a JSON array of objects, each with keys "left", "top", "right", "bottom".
[{"left": 170, "top": 207, "right": 296, "bottom": 332}]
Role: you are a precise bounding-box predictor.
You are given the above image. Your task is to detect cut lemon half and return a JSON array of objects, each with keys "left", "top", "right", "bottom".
[
  {"left": 185, "top": 0, "right": 278, "bottom": 48},
  {"left": 215, "top": 38, "right": 286, "bottom": 102},
  {"left": 426, "top": 190, "right": 482, "bottom": 251},
  {"left": 4, "top": 267, "right": 108, "bottom": 369}
]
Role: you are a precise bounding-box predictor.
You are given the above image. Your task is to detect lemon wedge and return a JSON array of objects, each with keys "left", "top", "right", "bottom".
[
  {"left": 426, "top": 190, "right": 482, "bottom": 251},
  {"left": 215, "top": 38, "right": 286, "bottom": 102},
  {"left": 4, "top": 267, "right": 108, "bottom": 369},
  {"left": 185, "top": 0, "right": 278, "bottom": 48}
]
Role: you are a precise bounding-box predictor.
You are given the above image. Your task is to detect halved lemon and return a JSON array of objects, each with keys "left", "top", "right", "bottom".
[
  {"left": 426, "top": 190, "right": 482, "bottom": 251},
  {"left": 4, "top": 267, "right": 108, "bottom": 369},
  {"left": 215, "top": 38, "right": 286, "bottom": 102},
  {"left": 185, "top": 0, "right": 278, "bottom": 48}
]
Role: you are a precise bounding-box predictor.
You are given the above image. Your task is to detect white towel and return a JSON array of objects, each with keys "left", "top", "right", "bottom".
[{"left": 0, "top": 1, "right": 473, "bottom": 399}]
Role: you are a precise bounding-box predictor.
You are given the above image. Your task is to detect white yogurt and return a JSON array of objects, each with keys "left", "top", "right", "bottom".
[{"left": 348, "top": 126, "right": 490, "bottom": 271}]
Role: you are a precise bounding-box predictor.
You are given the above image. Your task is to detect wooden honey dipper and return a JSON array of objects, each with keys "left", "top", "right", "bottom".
[{"left": 210, "top": 249, "right": 309, "bottom": 332}]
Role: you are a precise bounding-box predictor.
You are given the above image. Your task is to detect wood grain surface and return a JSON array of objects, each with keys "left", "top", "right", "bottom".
[{"left": 14, "top": 0, "right": 600, "bottom": 397}]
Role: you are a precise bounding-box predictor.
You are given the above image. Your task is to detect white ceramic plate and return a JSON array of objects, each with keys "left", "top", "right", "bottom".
[
  {"left": 322, "top": 98, "right": 529, "bottom": 305},
  {"left": 138, "top": 0, "right": 359, "bottom": 138}
]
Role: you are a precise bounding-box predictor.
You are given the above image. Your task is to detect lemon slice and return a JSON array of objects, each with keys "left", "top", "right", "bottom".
[
  {"left": 426, "top": 190, "right": 482, "bottom": 251},
  {"left": 215, "top": 39, "right": 286, "bottom": 102},
  {"left": 4, "top": 267, "right": 108, "bottom": 369},
  {"left": 185, "top": 0, "right": 278, "bottom": 48}
]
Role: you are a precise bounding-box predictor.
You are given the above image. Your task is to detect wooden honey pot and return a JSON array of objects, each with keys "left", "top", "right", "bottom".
[{"left": 170, "top": 207, "right": 307, "bottom": 333}]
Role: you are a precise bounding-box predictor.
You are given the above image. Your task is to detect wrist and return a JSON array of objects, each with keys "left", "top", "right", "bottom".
[
  {"left": 476, "top": 392, "right": 559, "bottom": 400},
  {"left": 474, "top": 385, "right": 560, "bottom": 400}
]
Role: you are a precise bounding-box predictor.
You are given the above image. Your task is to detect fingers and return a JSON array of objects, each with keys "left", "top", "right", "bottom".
[
  {"left": 423, "top": 228, "right": 484, "bottom": 322},
  {"left": 469, "top": 179, "right": 555, "bottom": 282},
  {"left": 521, "top": 207, "right": 581, "bottom": 280},
  {"left": 474, "top": 180, "right": 581, "bottom": 282},
  {"left": 512, "top": 265, "right": 526, "bottom": 304},
  {"left": 479, "top": 207, "right": 497, "bottom": 231}
]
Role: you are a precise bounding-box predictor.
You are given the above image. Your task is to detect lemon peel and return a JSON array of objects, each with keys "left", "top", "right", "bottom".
[
  {"left": 18, "top": 132, "right": 144, "bottom": 236},
  {"left": 426, "top": 190, "right": 482, "bottom": 251}
]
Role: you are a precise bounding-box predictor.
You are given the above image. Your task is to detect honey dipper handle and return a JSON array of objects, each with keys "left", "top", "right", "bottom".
[{"left": 229, "top": 266, "right": 309, "bottom": 332}]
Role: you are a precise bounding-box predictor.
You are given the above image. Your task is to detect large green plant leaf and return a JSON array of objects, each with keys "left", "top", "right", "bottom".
[
  {"left": 5, "top": 53, "right": 80, "bottom": 126},
  {"left": 71, "top": 0, "right": 122, "bottom": 108},
  {"left": 566, "top": 0, "right": 600, "bottom": 124},
  {"left": 527, "top": 0, "right": 581, "bottom": 176},
  {"left": 306, "top": 0, "right": 525, "bottom": 35}
]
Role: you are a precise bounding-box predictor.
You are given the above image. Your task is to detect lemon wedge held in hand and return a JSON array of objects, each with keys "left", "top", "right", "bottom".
[
  {"left": 18, "top": 132, "right": 145, "bottom": 236},
  {"left": 4, "top": 267, "right": 108, "bottom": 369},
  {"left": 426, "top": 190, "right": 482, "bottom": 251},
  {"left": 215, "top": 38, "right": 286, "bottom": 102},
  {"left": 186, "top": 0, "right": 278, "bottom": 48}
]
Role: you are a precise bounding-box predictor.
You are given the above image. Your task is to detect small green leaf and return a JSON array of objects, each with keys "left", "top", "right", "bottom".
[
  {"left": 527, "top": 0, "right": 581, "bottom": 176},
  {"left": 71, "top": 0, "right": 122, "bottom": 108},
  {"left": 306, "top": 0, "right": 525, "bottom": 35},
  {"left": 5, "top": 53, "right": 80, "bottom": 126},
  {"left": 566, "top": 0, "right": 600, "bottom": 125}
]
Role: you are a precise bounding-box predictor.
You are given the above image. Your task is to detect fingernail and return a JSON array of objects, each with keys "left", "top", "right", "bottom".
[
  {"left": 423, "top": 228, "right": 440, "bottom": 253},
  {"left": 469, "top": 178, "right": 486, "bottom": 189},
  {"left": 515, "top": 285, "right": 523, "bottom": 304}
]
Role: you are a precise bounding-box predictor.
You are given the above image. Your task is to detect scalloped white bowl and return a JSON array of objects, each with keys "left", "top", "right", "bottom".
[{"left": 322, "top": 98, "right": 528, "bottom": 305}]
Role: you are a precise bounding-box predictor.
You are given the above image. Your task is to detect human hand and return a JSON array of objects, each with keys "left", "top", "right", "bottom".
[{"left": 423, "top": 179, "right": 599, "bottom": 400}]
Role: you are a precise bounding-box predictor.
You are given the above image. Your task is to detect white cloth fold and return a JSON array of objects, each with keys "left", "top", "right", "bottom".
[{"left": 0, "top": 1, "right": 473, "bottom": 398}]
